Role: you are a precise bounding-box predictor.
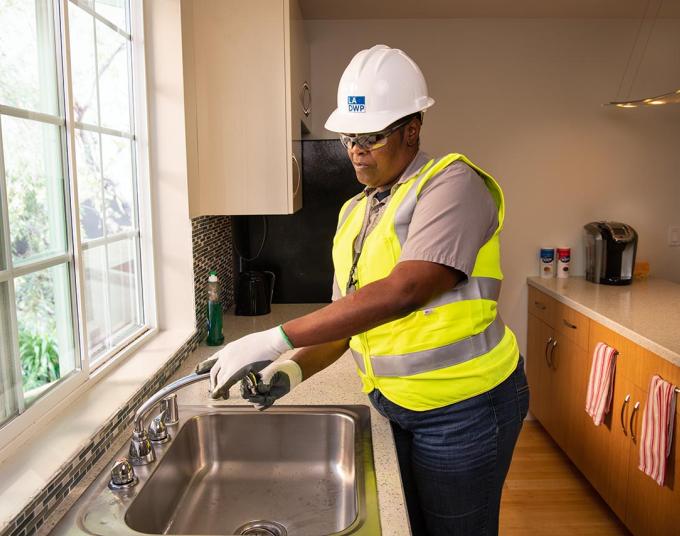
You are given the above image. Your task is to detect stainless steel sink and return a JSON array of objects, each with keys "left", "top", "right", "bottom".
[{"left": 52, "top": 406, "right": 380, "bottom": 535}]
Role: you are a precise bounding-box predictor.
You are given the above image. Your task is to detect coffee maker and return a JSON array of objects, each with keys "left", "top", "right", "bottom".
[{"left": 583, "top": 222, "right": 638, "bottom": 285}]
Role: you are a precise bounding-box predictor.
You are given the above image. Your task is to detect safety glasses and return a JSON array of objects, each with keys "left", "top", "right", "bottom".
[{"left": 339, "top": 117, "right": 412, "bottom": 152}]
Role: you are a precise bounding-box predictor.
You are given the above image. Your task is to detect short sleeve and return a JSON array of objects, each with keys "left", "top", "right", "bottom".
[{"left": 398, "top": 161, "right": 499, "bottom": 278}]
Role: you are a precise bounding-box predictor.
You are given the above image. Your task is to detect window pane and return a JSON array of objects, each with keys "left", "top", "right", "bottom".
[
  {"left": 97, "top": 21, "right": 131, "bottom": 133},
  {"left": 0, "top": 283, "right": 19, "bottom": 426},
  {"left": 15, "top": 264, "right": 77, "bottom": 406},
  {"left": 107, "top": 238, "right": 142, "bottom": 345},
  {"left": 83, "top": 246, "right": 107, "bottom": 358},
  {"left": 85, "top": 238, "right": 142, "bottom": 364},
  {"left": 0, "top": 0, "right": 59, "bottom": 115},
  {"left": 102, "top": 134, "right": 134, "bottom": 234},
  {"left": 2, "top": 116, "right": 67, "bottom": 264},
  {"left": 68, "top": 3, "right": 99, "bottom": 125},
  {"left": 95, "top": 0, "right": 128, "bottom": 32},
  {"left": 75, "top": 128, "right": 103, "bottom": 241}
]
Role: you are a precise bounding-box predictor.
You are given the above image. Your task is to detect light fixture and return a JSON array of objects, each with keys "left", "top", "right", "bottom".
[
  {"left": 608, "top": 89, "right": 680, "bottom": 108},
  {"left": 605, "top": 0, "right": 679, "bottom": 108}
]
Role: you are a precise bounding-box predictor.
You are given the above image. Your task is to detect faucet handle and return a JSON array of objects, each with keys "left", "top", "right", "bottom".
[
  {"left": 160, "top": 394, "right": 179, "bottom": 425},
  {"left": 109, "top": 457, "right": 138, "bottom": 490},
  {"left": 148, "top": 410, "right": 170, "bottom": 444},
  {"left": 129, "top": 429, "right": 156, "bottom": 466}
]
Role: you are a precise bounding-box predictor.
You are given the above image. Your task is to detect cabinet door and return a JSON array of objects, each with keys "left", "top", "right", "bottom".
[
  {"left": 185, "top": 0, "right": 302, "bottom": 216},
  {"left": 288, "top": 0, "right": 310, "bottom": 131},
  {"left": 579, "top": 373, "right": 637, "bottom": 520},
  {"left": 527, "top": 314, "right": 554, "bottom": 426},
  {"left": 550, "top": 335, "right": 589, "bottom": 467},
  {"left": 286, "top": 0, "right": 307, "bottom": 213},
  {"left": 624, "top": 379, "right": 680, "bottom": 534}
]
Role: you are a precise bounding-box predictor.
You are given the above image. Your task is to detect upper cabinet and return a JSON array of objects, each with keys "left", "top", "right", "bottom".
[{"left": 181, "top": 0, "right": 311, "bottom": 216}]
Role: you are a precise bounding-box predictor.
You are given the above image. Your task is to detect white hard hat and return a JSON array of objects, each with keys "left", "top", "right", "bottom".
[{"left": 325, "top": 44, "right": 435, "bottom": 134}]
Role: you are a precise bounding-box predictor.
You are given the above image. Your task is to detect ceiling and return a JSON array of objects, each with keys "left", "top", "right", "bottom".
[{"left": 299, "top": 0, "right": 680, "bottom": 20}]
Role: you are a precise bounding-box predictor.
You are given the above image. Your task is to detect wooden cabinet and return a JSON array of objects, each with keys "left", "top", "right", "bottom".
[
  {"left": 181, "top": 0, "right": 310, "bottom": 216},
  {"left": 527, "top": 294, "right": 589, "bottom": 458},
  {"left": 526, "top": 314, "right": 553, "bottom": 427},
  {"left": 624, "top": 355, "right": 680, "bottom": 535},
  {"left": 527, "top": 285, "right": 680, "bottom": 536}
]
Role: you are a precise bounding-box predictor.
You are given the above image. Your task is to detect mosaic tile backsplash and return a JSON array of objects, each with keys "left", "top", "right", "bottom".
[
  {"left": 2, "top": 216, "right": 236, "bottom": 536},
  {"left": 192, "top": 215, "right": 235, "bottom": 338}
]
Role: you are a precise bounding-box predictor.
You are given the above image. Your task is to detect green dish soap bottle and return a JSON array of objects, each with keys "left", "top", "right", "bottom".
[{"left": 206, "top": 271, "right": 224, "bottom": 346}]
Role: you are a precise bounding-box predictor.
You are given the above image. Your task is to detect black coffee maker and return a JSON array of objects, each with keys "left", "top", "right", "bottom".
[
  {"left": 584, "top": 222, "right": 638, "bottom": 285},
  {"left": 235, "top": 270, "right": 275, "bottom": 316}
]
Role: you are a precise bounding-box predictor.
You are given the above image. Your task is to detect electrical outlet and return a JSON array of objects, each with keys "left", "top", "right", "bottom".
[{"left": 669, "top": 225, "right": 680, "bottom": 247}]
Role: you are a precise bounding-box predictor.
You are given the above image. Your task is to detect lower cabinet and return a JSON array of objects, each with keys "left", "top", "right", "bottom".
[
  {"left": 624, "top": 366, "right": 680, "bottom": 535},
  {"left": 527, "top": 286, "right": 680, "bottom": 536}
]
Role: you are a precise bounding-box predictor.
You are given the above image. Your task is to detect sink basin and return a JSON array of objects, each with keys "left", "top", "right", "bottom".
[{"left": 52, "top": 406, "right": 380, "bottom": 535}]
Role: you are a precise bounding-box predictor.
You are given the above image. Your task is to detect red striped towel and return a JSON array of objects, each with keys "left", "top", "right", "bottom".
[
  {"left": 639, "top": 375, "right": 677, "bottom": 486},
  {"left": 585, "top": 342, "right": 618, "bottom": 425}
]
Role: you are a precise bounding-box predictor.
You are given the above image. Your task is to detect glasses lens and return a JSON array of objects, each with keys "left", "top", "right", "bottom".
[
  {"left": 340, "top": 133, "right": 387, "bottom": 151},
  {"left": 340, "top": 117, "right": 410, "bottom": 151}
]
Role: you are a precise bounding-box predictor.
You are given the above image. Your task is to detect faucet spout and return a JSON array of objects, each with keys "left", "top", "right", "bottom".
[{"left": 132, "top": 371, "right": 210, "bottom": 434}]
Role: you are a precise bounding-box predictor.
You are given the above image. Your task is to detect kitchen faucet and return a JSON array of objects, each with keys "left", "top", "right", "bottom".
[{"left": 128, "top": 369, "right": 210, "bottom": 465}]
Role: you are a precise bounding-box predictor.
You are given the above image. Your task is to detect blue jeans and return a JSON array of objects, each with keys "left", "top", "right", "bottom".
[{"left": 368, "top": 357, "right": 529, "bottom": 536}]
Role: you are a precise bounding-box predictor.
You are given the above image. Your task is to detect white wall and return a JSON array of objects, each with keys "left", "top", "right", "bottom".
[
  {"left": 305, "top": 18, "right": 680, "bottom": 354},
  {"left": 144, "top": 0, "right": 196, "bottom": 332}
]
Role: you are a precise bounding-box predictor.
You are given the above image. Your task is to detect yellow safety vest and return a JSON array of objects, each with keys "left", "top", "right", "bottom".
[{"left": 332, "top": 153, "right": 519, "bottom": 411}]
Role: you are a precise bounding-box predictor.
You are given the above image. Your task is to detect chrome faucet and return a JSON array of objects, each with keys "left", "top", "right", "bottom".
[{"left": 128, "top": 370, "right": 210, "bottom": 465}]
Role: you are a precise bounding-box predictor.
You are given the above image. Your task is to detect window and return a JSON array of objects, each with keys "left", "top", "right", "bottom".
[{"left": 0, "top": 0, "right": 151, "bottom": 436}]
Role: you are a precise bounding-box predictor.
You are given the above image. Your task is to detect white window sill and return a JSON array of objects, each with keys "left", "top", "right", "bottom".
[{"left": 0, "top": 327, "right": 195, "bottom": 528}]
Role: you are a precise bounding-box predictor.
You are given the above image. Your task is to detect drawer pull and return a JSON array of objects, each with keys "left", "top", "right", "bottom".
[
  {"left": 549, "top": 339, "right": 558, "bottom": 369},
  {"left": 544, "top": 337, "right": 553, "bottom": 367},
  {"left": 562, "top": 319, "right": 578, "bottom": 330},
  {"left": 534, "top": 301, "right": 547, "bottom": 311},
  {"left": 630, "top": 401, "right": 641, "bottom": 442},
  {"left": 621, "top": 394, "right": 630, "bottom": 435}
]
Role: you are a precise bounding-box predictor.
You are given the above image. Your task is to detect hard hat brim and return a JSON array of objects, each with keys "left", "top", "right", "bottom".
[{"left": 324, "top": 98, "right": 434, "bottom": 134}]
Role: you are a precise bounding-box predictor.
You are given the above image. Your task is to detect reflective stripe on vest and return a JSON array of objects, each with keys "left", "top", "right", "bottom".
[
  {"left": 419, "top": 276, "right": 501, "bottom": 312},
  {"left": 350, "top": 316, "right": 506, "bottom": 377}
]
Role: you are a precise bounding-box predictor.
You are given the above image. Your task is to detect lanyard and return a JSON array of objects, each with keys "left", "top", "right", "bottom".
[{"left": 346, "top": 190, "right": 380, "bottom": 294}]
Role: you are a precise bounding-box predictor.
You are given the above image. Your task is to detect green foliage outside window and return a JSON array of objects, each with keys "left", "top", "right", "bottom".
[{"left": 19, "top": 330, "right": 60, "bottom": 391}]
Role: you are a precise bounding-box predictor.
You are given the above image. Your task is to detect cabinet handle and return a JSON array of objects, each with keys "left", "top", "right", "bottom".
[
  {"left": 621, "top": 394, "right": 631, "bottom": 435},
  {"left": 300, "top": 82, "right": 311, "bottom": 116},
  {"left": 544, "top": 337, "right": 553, "bottom": 367},
  {"left": 549, "top": 339, "right": 558, "bottom": 369},
  {"left": 534, "top": 300, "right": 547, "bottom": 311},
  {"left": 630, "top": 401, "right": 640, "bottom": 442},
  {"left": 291, "top": 153, "right": 301, "bottom": 196},
  {"left": 562, "top": 319, "right": 577, "bottom": 330}
]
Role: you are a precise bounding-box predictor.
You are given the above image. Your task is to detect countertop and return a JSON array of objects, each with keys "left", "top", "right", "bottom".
[
  {"left": 527, "top": 276, "right": 680, "bottom": 367},
  {"left": 40, "top": 304, "right": 410, "bottom": 535}
]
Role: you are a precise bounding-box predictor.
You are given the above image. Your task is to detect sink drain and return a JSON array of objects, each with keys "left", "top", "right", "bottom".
[{"left": 234, "top": 520, "right": 287, "bottom": 536}]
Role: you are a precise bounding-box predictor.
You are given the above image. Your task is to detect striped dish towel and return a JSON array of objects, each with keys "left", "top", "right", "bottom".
[
  {"left": 585, "top": 342, "right": 618, "bottom": 425},
  {"left": 639, "top": 375, "right": 677, "bottom": 486}
]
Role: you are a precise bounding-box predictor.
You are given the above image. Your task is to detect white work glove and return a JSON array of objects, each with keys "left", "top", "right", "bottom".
[
  {"left": 195, "top": 326, "right": 293, "bottom": 399},
  {"left": 240, "top": 359, "right": 303, "bottom": 410}
]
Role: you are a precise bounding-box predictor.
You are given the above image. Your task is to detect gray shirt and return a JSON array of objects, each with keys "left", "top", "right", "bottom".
[{"left": 332, "top": 151, "right": 499, "bottom": 300}]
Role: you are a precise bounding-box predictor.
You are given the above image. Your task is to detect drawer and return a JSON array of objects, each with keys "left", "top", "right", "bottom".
[
  {"left": 638, "top": 347, "right": 680, "bottom": 392},
  {"left": 554, "top": 301, "right": 589, "bottom": 350},
  {"left": 528, "top": 286, "right": 556, "bottom": 326},
  {"left": 588, "top": 320, "right": 644, "bottom": 383}
]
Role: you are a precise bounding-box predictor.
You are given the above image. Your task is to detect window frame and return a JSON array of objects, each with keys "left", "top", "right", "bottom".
[{"left": 0, "top": 0, "right": 157, "bottom": 453}]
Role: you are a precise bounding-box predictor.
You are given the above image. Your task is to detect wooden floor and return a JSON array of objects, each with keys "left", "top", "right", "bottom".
[{"left": 499, "top": 421, "right": 631, "bottom": 536}]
